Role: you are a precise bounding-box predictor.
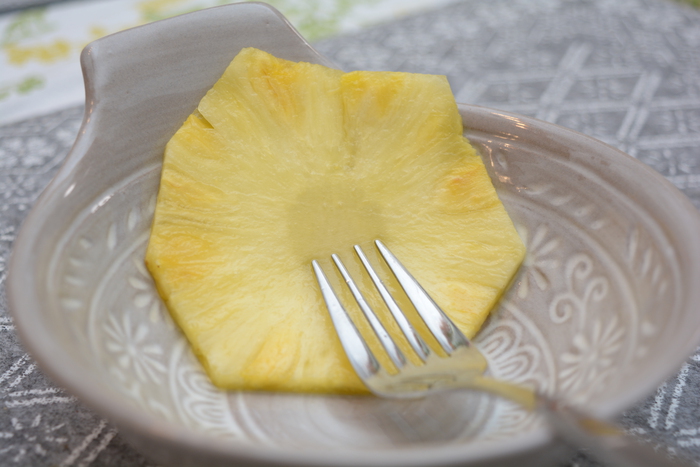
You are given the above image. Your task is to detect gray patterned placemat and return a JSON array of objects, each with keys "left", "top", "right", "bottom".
[{"left": 2, "top": 0, "right": 700, "bottom": 465}]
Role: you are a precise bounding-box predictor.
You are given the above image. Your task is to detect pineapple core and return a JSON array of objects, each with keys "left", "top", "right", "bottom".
[{"left": 145, "top": 48, "right": 525, "bottom": 393}]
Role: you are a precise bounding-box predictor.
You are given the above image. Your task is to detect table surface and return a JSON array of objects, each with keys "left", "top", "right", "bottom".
[{"left": 3, "top": 0, "right": 700, "bottom": 465}]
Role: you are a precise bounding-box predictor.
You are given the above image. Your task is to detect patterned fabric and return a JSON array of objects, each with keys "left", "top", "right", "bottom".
[
  {"left": 1, "top": 0, "right": 700, "bottom": 465},
  {"left": 0, "top": 0, "right": 457, "bottom": 125}
]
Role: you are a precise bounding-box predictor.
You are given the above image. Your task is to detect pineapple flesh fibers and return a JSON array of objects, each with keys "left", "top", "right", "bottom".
[{"left": 145, "top": 48, "right": 525, "bottom": 393}]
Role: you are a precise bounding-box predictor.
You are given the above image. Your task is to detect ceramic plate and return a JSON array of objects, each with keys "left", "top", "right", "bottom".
[{"left": 8, "top": 4, "right": 700, "bottom": 467}]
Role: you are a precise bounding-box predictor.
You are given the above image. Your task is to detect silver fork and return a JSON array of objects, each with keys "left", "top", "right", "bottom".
[{"left": 312, "top": 240, "right": 693, "bottom": 467}]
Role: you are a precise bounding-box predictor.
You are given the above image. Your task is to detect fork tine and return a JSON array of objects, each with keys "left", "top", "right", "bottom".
[
  {"left": 312, "top": 260, "right": 382, "bottom": 380},
  {"left": 353, "top": 245, "right": 431, "bottom": 362},
  {"left": 374, "top": 240, "right": 471, "bottom": 354},
  {"left": 331, "top": 254, "right": 407, "bottom": 369}
]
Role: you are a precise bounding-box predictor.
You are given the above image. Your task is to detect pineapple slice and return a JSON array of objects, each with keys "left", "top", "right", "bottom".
[{"left": 145, "top": 48, "right": 525, "bottom": 393}]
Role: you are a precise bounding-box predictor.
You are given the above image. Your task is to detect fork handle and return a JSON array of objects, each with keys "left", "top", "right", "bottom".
[
  {"left": 452, "top": 377, "right": 691, "bottom": 466},
  {"left": 539, "top": 399, "right": 695, "bottom": 467}
]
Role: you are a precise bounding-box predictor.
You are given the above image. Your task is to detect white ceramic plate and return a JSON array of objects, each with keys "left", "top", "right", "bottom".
[{"left": 8, "top": 4, "right": 700, "bottom": 467}]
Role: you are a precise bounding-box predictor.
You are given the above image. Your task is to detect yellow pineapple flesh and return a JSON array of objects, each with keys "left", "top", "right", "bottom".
[{"left": 145, "top": 48, "right": 525, "bottom": 393}]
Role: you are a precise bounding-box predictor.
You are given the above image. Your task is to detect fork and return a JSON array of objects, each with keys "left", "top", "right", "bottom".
[{"left": 312, "top": 240, "right": 693, "bottom": 467}]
